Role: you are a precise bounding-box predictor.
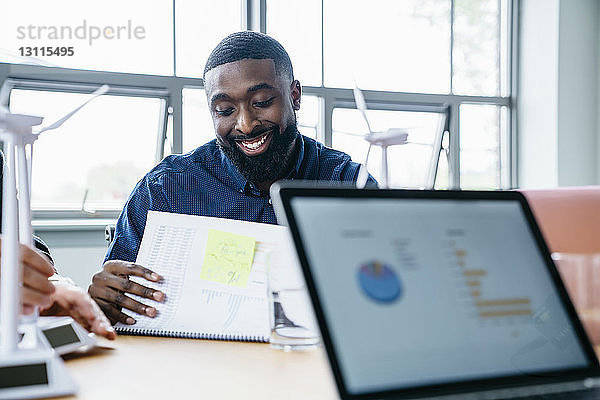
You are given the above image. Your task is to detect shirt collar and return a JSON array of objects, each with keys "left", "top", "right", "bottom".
[{"left": 285, "top": 134, "right": 305, "bottom": 179}]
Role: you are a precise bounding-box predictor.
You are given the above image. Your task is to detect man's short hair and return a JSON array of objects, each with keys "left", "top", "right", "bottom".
[{"left": 203, "top": 31, "right": 294, "bottom": 82}]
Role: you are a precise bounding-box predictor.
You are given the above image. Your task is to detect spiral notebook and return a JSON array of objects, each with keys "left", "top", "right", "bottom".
[{"left": 115, "top": 211, "right": 294, "bottom": 342}]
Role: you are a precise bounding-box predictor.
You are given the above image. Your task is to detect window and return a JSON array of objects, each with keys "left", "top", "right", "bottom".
[
  {"left": 267, "top": 0, "right": 322, "bottom": 87},
  {"left": 182, "top": 88, "right": 215, "bottom": 153},
  {"left": 268, "top": 0, "right": 513, "bottom": 190},
  {"left": 324, "top": 0, "right": 451, "bottom": 93},
  {"left": 175, "top": 1, "right": 242, "bottom": 78},
  {"left": 459, "top": 104, "right": 508, "bottom": 189},
  {"left": 453, "top": 0, "right": 504, "bottom": 96},
  {"left": 332, "top": 108, "right": 445, "bottom": 188},
  {"left": 0, "top": 0, "right": 516, "bottom": 220},
  {"left": 297, "top": 95, "right": 320, "bottom": 141},
  {"left": 8, "top": 88, "right": 165, "bottom": 211}
]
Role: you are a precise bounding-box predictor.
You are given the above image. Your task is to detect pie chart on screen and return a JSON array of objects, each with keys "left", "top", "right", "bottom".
[{"left": 357, "top": 261, "right": 402, "bottom": 303}]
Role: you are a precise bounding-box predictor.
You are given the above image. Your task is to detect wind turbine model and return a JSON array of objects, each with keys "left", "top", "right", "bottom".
[
  {"left": 352, "top": 86, "right": 451, "bottom": 190},
  {"left": 353, "top": 86, "right": 408, "bottom": 189},
  {"left": 0, "top": 85, "right": 108, "bottom": 399}
]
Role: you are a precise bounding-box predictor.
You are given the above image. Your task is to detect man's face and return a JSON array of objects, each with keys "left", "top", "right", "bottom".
[{"left": 204, "top": 58, "right": 301, "bottom": 184}]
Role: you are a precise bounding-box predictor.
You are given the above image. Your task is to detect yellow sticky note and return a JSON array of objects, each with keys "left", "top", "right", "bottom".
[{"left": 200, "top": 229, "right": 256, "bottom": 287}]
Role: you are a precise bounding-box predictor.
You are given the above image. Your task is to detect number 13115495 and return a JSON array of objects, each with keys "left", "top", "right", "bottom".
[{"left": 19, "top": 47, "right": 74, "bottom": 56}]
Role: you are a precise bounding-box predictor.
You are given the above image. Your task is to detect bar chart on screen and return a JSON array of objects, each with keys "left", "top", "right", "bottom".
[{"left": 444, "top": 229, "right": 533, "bottom": 326}]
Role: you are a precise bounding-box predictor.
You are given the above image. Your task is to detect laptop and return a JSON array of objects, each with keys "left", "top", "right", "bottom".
[{"left": 270, "top": 183, "right": 600, "bottom": 399}]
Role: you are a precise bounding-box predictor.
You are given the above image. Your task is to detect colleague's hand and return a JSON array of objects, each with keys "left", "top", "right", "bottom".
[
  {"left": 1, "top": 237, "right": 116, "bottom": 340},
  {"left": 40, "top": 281, "right": 116, "bottom": 340},
  {"left": 4, "top": 239, "right": 56, "bottom": 314},
  {"left": 88, "top": 260, "right": 165, "bottom": 325}
]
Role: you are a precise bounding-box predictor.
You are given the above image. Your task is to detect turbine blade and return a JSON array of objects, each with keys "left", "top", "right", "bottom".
[
  {"left": 356, "top": 143, "right": 373, "bottom": 189},
  {"left": 352, "top": 85, "right": 373, "bottom": 135},
  {"left": 356, "top": 164, "right": 369, "bottom": 189},
  {"left": 38, "top": 85, "right": 109, "bottom": 134}
]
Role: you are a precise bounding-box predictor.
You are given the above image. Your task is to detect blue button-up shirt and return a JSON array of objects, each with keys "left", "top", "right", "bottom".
[{"left": 105, "top": 135, "right": 376, "bottom": 262}]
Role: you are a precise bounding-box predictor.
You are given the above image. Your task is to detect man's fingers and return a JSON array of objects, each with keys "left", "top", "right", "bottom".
[
  {"left": 19, "top": 245, "right": 55, "bottom": 277},
  {"left": 103, "top": 260, "right": 162, "bottom": 282},
  {"left": 88, "top": 259, "right": 162, "bottom": 330},
  {"left": 22, "top": 265, "right": 55, "bottom": 295},
  {"left": 92, "top": 273, "right": 164, "bottom": 301},
  {"left": 89, "top": 286, "right": 157, "bottom": 318},
  {"left": 95, "top": 299, "right": 135, "bottom": 326}
]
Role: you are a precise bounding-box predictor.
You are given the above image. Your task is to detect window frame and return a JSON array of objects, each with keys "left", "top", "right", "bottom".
[{"left": 0, "top": 0, "right": 518, "bottom": 223}]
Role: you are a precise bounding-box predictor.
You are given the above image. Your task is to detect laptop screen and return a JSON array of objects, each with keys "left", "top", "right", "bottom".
[{"left": 287, "top": 196, "right": 590, "bottom": 395}]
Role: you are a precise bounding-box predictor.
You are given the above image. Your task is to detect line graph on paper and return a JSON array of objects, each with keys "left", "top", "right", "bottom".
[
  {"left": 124, "top": 224, "right": 195, "bottom": 331},
  {"left": 191, "top": 242, "right": 275, "bottom": 333},
  {"left": 199, "top": 289, "right": 266, "bottom": 330}
]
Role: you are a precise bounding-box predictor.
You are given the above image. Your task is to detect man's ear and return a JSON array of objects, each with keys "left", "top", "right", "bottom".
[{"left": 290, "top": 80, "right": 301, "bottom": 111}]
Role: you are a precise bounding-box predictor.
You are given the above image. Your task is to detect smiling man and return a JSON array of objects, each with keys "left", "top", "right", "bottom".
[{"left": 88, "top": 31, "right": 376, "bottom": 325}]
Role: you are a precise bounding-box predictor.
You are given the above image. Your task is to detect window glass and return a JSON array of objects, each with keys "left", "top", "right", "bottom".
[
  {"left": 459, "top": 104, "right": 500, "bottom": 189},
  {"left": 267, "top": 0, "right": 322, "bottom": 87},
  {"left": 9, "top": 89, "right": 163, "bottom": 210},
  {"left": 0, "top": 0, "right": 173, "bottom": 75},
  {"left": 332, "top": 108, "right": 444, "bottom": 188},
  {"left": 499, "top": 0, "right": 510, "bottom": 97},
  {"left": 182, "top": 88, "right": 215, "bottom": 153},
  {"left": 297, "top": 95, "right": 319, "bottom": 141},
  {"left": 324, "top": 0, "right": 451, "bottom": 93},
  {"left": 453, "top": 0, "right": 501, "bottom": 96},
  {"left": 175, "top": 0, "right": 241, "bottom": 78}
]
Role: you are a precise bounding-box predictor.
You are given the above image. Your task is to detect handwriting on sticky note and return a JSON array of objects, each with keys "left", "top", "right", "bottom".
[{"left": 200, "top": 229, "right": 256, "bottom": 287}]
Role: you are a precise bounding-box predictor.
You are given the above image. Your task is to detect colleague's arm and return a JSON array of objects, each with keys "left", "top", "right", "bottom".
[
  {"left": 88, "top": 174, "right": 167, "bottom": 325},
  {"left": 2, "top": 238, "right": 116, "bottom": 340}
]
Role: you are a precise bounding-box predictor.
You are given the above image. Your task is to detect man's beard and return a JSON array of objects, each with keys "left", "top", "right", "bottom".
[{"left": 218, "top": 123, "right": 299, "bottom": 184}]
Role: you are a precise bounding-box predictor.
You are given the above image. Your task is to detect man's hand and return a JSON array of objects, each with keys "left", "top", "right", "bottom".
[
  {"left": 88, "top": 260, "right": 165, "bottom": 325},
  {"left": 40, "top": 281, "right": 116, "bottom": 340}
]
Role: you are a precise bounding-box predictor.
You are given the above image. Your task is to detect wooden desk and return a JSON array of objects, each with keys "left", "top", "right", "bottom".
[
  {"left": 53, "top": 338, "right": 600, "bottom": 400},
  {"left": 57, "top": 336, "right": 339, "bottom": 399}
]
